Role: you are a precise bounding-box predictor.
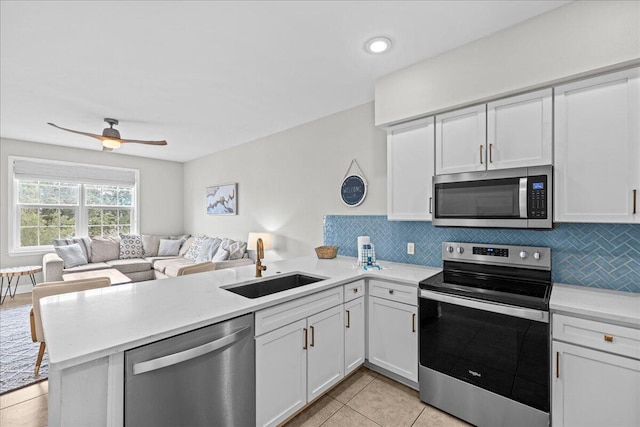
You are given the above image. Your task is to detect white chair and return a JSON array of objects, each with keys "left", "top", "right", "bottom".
[{"left": 30, "top": 277, "right": 111, "bottom": 375}]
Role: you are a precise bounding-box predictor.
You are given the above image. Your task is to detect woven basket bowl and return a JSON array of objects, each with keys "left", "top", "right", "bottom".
[{"left": 315, "top": 246, "right": 339, "bottom": 259}]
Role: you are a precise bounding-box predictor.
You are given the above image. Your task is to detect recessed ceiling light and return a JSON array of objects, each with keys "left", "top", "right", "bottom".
[{"left": 365, "top": 37, "right": 392, "bottom": 54}]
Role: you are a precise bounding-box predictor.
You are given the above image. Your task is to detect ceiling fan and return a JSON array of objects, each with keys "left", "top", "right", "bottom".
[{"left": 47, "top": 118, "right": 168, "bottom": 151}]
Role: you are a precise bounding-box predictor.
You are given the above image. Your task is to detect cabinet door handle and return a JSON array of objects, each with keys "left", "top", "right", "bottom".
[
  {"left": 604, "top": 334, "right": 614, "bottom": 342},
  {"left": 429, "top": 196, "right": 433, "bottom": 214},
  {"left": 633, "top": 189, "right": 637, "bottom": 214},
  {"left": 412, "top": 313, "right": 416, "bottom": 333},
  {"left": 480, "top": 145, "right": 484, "bottom": 164},
  {"left": 310, "top": 325, "right": 315, "bottom": 347},
  {"left": 489, "top": 143, "right": 493, "bottom": 163},
  {"left": 353, "top": 288, "right": 358, "bottom": 294},
  {"left": 346, "top": 310, "right": 351, "bottom": 328},
  {"left": 303, "top": 327, "right": 308, "bottom": 350},
  {"left": 556, "top": 352, "right": 559, "bottom": 378}
]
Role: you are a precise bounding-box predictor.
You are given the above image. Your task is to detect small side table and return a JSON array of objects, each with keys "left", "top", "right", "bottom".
[{"left": 0, "top": 265, "right": 42, "bottom": 304}]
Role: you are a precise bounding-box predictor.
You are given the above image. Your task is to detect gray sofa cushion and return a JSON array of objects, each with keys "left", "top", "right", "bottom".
[
  {"left": 64, "top": 262, "right": 111, "bottom": 273},
  {"left": 54, "top": 237, "right": 92, "bottom": 261},
  {"left": 220, "top": 238, "right": 247, "bottom": 260},
  {"left": 195, "top": 237, "right": 222, "bottom": 263},
  {"left": 153, "top": 257, "right": 192, "bottom": 274},
  {"left": 141, "top": 235, "right": 166, "bottom": 257},
  {"left": 145, "top": 256, "right": 179, "bottom": 268},
  {"left": 106, "top": 259, "right": 152, "bottom": 274},
  {"left": 91, "top": 237, "right": 121, "bottom": 263},
  {"left": 179, "top": 237, "right": 195, "bottom": 257},
  {"left": 54, "top": 243, "right": 88, "bottom": 268}
]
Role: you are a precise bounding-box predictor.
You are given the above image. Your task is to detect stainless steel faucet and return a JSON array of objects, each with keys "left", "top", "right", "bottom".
[{"left": 255, "top": 237, "right": 267, "bottom": 278}]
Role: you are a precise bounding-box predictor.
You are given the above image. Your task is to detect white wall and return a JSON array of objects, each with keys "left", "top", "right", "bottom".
[
  {"left": 376, "top": 0, "right": 640, "bottom": 126},
  {"left": 183, "top": 102, "right": 386, "bottom": 260},
  {"left": 0, "top": 137, "right": 184, "bottom": 290}
]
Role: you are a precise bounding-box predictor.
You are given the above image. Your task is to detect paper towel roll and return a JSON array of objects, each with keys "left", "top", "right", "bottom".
[
  {"left": 357, "top": 236, "right": 370, "bottom": 264},
  {"left": 357, "top": 236, "right": 370, "bottom": 249}
]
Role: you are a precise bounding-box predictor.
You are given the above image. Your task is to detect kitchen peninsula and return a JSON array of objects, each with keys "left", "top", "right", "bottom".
[{"left": 41, "top": 256, "right": 440, "bottom": 426}]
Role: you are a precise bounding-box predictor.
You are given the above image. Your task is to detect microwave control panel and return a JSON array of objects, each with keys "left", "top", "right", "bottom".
[{"left": 528, "top": 175, "right": 547, "bottom": 219}]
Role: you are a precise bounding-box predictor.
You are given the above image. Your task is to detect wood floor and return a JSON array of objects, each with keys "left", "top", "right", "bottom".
[{"left": 0, "top": 292, "right": 469, "bottom": 427}]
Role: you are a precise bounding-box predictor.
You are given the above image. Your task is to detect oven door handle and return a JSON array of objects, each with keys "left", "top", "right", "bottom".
[{"left": 419, "top": 289, "right": 548, "bottom": 323}]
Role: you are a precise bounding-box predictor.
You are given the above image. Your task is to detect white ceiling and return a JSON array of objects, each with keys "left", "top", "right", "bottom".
[{"left": 0, "top": 1, "right": 569, "bottom": 163}]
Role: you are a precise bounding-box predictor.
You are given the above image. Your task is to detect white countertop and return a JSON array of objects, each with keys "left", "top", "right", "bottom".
[
  {"left": 550, "top": 283, "right": 640, "bottom": 328},
  {"left": 40, "top": 256, "right": 440, "bottom": 370}
]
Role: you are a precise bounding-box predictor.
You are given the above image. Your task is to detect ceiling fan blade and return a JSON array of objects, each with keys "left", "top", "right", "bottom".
[
  {"left": 47, "top": 123, "right": 104, "bottom": 141},
  {"left": 120, "top": 139, "right": 168, "bottom": 145}
]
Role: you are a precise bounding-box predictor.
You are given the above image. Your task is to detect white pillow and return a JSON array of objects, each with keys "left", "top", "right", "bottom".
[
  {"left": 54, "top": 243, "right": 88, "bottom": 268},
  {"left": 212, "top": 248, "right": 229, "bottom": 262},
  {"left": 195, "top": 238, "right": 222, "bottom": 263},
  {"left": 158, "top": 239, "right": 182, "bottom": 256},
  {"left": 184, "top": 236, "right": 206, "bottom": 262}
]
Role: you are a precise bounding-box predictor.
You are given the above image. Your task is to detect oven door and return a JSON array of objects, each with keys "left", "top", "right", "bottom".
[{"left": 419, "top": 290, "right": 549, "bottom": 413}]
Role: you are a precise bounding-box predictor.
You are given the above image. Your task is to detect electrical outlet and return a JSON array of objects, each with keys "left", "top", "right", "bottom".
[{"left": 407, "top": 242, "right": 415, "bottom": 255}]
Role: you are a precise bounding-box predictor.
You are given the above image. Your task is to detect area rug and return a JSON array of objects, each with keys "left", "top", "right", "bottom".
[{"left": 0, "top": 304, "right": 48, "bottom": 394}]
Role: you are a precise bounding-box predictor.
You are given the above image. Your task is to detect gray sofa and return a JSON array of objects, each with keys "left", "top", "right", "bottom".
[{"left": 42, "top": 235, "right": 253, "bottom": 283}]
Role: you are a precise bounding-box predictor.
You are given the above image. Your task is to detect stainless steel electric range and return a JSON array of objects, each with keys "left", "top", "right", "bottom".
[{"left": 418, "top": 242, "right": 552, "bottom": 427}]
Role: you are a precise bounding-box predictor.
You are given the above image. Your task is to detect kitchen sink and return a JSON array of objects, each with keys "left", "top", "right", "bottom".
[{"left": 222, "top": 273, "right": 325, "bottom": 299}]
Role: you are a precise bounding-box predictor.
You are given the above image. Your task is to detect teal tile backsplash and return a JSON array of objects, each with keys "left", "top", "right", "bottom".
[{"left": 323, "top": 215, "right": 640, "bottom": 293}]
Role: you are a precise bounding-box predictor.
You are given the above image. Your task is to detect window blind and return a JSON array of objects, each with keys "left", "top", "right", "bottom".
[{"left": 12, "top": 159, "right": 137, "bottom": 186}]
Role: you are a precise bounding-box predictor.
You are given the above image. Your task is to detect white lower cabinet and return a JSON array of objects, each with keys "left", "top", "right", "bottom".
[
  {"left": 307, "top": 306, "right": 345, "bottom": 401},
  {"left": 256, "top": 319, "right": 308, "bottom": 427},
  {"left": 344, "top": 296, "right": 365, "bottom": 375},
  {"left": 256, "top": 299, "right": 344, "bottom": 427},
  {"left": 368, "top": 294, "right": 418, "bottom": 382},
  {"left": 552, "top": 313, "right": 640, "bottom": 427}
]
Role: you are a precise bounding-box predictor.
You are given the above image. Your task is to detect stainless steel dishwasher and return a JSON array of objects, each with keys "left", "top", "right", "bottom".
[{"left": 124, "top": 313, "right": 254, "bottom": 426}]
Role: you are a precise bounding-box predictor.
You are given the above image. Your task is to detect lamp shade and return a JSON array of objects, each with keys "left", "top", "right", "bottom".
[{"left": 247, "top": 232, "right": 272, "bottom": 250}]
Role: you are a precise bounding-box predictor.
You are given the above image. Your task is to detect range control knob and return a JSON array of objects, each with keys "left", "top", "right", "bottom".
[
  {"left": 446, "top": 246, "right": 454, "bottom": 253},
  {"left": 533, "top": 251, "right": 542, "bottom": 260},
  {"left": 457, "top": 247, "right": 464, "bottom": 254},
  {"left": 519, "top": 251, "right": 528, "bottom": 259}
]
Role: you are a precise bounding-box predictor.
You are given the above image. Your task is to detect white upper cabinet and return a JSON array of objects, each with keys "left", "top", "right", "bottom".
[
  {"left": 387, "top": 117, "right": 435, "bottom": 221},
  {"left": 554, "top": 68, "right": 640, "bottom": 223},
  {"left": 487, "top": 88, "right": 552, "bottom": 170},
  {"left": 435, "top": 104, "right": 487, "bottom": 175}
]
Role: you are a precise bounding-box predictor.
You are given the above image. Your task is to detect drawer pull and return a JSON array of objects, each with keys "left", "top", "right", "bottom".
[
  {"left": 346, "top": 310, "right": 351, "bottom": 328},
  {"left": 604, "top": 334, "right": 614, "bottom": 343},
  {"left": 388, "top": 289, "right": 394, "bottom": 295},
  {"left": 353, "top": 288, "right": 358, "bottom": 294}
]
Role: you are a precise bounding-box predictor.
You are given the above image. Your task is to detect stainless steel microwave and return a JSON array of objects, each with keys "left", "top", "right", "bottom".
[{"left": 432, "top": 165, "right": 552, "bottom": 229}]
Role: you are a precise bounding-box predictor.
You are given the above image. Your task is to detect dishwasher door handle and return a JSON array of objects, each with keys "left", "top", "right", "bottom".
[{"left": 133, "top": 325, "right": 251, "bottom": 375}]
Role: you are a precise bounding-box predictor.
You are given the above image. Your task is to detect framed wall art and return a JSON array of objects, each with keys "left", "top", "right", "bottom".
[{"left": 206, "top": 183, "right": 237, "bottom": 215}]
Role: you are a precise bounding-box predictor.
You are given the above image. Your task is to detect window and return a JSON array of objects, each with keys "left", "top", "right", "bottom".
[{"left": 10, "top": 157, "right": 138, "bottom": 253}]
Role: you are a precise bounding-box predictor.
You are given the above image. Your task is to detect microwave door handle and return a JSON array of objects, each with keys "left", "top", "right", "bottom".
[{"left": 519, "top": 178, "right": 528, "bottom": 218}]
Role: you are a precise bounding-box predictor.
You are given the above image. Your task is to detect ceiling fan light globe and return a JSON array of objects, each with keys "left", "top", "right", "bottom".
[{"left": 103, "top": 139, "right": 121, "bottom": 149}]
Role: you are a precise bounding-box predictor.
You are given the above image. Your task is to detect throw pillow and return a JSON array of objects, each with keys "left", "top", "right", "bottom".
[
  {"left": 158, "top": 239, "right": 182, "bottom": 256},
  {"left": 179, "top": 237, "right": 195, "bottom": 257},
  {"left": 211, "top": 248, "right": 229, "bottom": 262},
  {"left": 120, "top": 234, "right": 145, "bottom": 259},
  {"left": 54, "top": 243, "right": 88, "bottom": 268},
  {"left": 53, "top": 237, "right": 92, "bottom": 261},
  {"left": 195, "top": 237, "right": 222, "bottom": 263},
  {"left": 141, "top": 235, "right": 166, "bottom": 257},
  {"left": 184, "top": 236, "right": 206, "bottom": 262},
  {"left": 91, "top": 237, "right": 121, "bottom": 263},
  {"left": 221, "top": 238, "right": 248, "bottom": 260}
]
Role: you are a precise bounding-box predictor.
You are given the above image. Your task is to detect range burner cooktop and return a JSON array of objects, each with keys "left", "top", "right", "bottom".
[{"left": 419, "top": 242, "right": 552, "bottom": 310}]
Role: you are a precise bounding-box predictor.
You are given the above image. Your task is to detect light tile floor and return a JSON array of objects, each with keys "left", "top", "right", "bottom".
[
  {"left": 0, "top": 294, "right": 471, "bottom": 427},
  {"left": 285, "top": 368, "right": 471, "bottom": 427}
]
